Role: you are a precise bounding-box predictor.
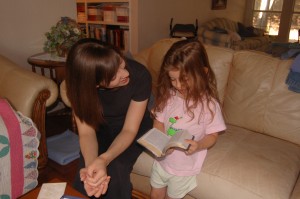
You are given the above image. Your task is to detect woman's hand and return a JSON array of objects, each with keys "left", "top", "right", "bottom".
[
  {"left": 80, "top": 168, "right": 99, "bottom": 196},
  {"left": 83, "top": 175, "right": 111, "bottom": 197},
  {"left": 92, "top": 176, "right": 111, "bottom": 197},
  {"left": 85, "top": 156, "right": 109, "bottom": 186},
  {"left": 80, "top": 157, "right": 111, "bottom": 196}
]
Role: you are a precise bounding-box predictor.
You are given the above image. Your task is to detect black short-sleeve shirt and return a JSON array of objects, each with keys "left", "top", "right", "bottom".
[{"left": 97, "top": 58, "right": 153, "bottom": 141}]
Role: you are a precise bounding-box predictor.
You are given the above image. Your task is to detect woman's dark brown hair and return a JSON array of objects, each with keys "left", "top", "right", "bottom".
[
  {"left": 153, "top": 39, "right": 219, "bottom": 121},
  {"left": 65, "top": 38, "right": 123, "bottom": 129}
]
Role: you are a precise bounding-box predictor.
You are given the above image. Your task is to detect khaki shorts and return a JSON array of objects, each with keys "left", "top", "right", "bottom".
[{"left": 150, "top": 161, "right": 197, "bottom": 198}]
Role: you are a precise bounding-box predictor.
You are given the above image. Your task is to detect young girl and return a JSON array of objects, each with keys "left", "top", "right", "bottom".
[{"left": 150, "top": 39, "right": 226, "bottom": 199}]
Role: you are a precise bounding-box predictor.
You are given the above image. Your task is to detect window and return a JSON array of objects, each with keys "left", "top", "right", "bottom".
[
  {"left": 250, "top": 0, "right": 300, "bottom": 42},
  {"left": 290, "top": 0, "right": 300, "bottom": 42},
  {"left": 252, "top": 0, "right": 283, "bottom": 36}
]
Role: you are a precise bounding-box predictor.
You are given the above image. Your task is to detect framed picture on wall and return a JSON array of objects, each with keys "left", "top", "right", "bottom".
[{"left": 211, "top": 0, "right": 227, "bottom": 10}]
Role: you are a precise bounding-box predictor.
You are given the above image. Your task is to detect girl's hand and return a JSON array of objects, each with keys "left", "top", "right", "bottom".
[
  {"left": 185, "top": 133, "right": 218, "bottom": 155},
  {"left": 165, "top": 148, "right": 174, "bottom": 155},
  {"left": 184, "top": 139, "right": 200, "bottom": 155}
]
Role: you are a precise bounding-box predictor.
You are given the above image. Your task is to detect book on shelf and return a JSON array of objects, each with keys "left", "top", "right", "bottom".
[
  {"left": 137, "top": 128, "right": 194, "bottom": 157},
  {"left": 87, "top": 24, "right": 129, "bottom": 51}
]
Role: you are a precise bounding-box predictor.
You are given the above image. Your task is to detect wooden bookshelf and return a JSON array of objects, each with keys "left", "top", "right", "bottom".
[{"left": 76, "top": 0, "right": 138, "bottom": 53}]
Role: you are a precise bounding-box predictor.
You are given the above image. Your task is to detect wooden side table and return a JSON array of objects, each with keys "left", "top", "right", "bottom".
[{"left": 28, "top": 53, "right": 66, "bottom": 84}]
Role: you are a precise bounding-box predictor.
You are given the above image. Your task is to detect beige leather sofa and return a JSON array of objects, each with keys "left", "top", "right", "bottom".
[
  {"left": 130, "top": 38, "right": 300, "bottom": 199},
  {"left": 59, "top": 38, "right": 300, "bottom": 199},
  {"left": 0, "top": 54, "right": 58, "bottom": 169}
]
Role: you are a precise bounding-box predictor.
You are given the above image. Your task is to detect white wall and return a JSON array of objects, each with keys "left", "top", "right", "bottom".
[
  {"left": 138, "top": 0, "right": 246, "bottom": 51},
  {"left": 0, "top": 0, "right": 245, "bottom": 69},
  {"left": 0, "top": 0, "right": 76, "bottom": 70}
]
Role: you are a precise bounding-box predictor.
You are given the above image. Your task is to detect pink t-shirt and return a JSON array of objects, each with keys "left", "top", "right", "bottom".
[{"left": 155, "top": 93, "right": 226, "bottom": 176}]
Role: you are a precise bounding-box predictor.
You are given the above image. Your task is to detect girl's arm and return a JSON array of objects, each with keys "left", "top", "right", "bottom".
[
  {"left": 196, "top": 132, "right": 218, "bottom": 150},
  {"left": 186, "top": 132, "right": 219, "bottom": 154},
  {"left": 153, "top": 119, "right": 165, "bottom": 132}
]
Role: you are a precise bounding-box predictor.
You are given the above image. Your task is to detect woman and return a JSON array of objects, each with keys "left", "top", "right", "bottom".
[{"left": 65, "top": 38, "right": 153, "bottom": 198}]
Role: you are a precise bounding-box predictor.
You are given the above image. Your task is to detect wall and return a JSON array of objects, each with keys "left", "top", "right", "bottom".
[
  {"left": 0, "top": 0, "right": 245, "bottom": 69},
  {"left": 0, "top": 0, "right": 76, "bottom": 70},
  {"left": 137, "top": 0, "right": 246, "bottom": 51}
]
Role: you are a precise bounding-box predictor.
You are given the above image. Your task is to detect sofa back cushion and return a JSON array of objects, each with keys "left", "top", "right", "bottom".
[
  {"left": 205, "top": 45, "right": 234, "bottom": 104},
  {"left": 223, "top": 51, "right": 300, "bottom": 145},
  {"left": 134, "top": 39, "right": 234, "bottom": 104},
  {"left": 202, "top": 18, "right": 238, "bottom": 33},
  {"left": 134, "top": 38, "right": 182, "bottom": 93}
]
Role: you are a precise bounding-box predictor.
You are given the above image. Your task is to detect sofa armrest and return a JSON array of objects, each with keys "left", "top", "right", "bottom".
[
  {"left": 0, "top": 55, "right": 58, "bottom": 117},
  {"left": 0, "top": 54, "right": 58, "bottom": 169},
  {"left": 60, "top": 80, "right": 71, "bottom": 108}
]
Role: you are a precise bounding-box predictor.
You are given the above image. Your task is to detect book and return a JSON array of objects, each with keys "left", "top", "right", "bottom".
[{"left": 137, "top": 128, "right": 194, "bottom": 157}]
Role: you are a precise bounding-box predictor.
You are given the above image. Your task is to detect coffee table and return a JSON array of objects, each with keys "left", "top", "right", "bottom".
[
  {"left": 19, "top": 178, "right": 88, "bottom": 199},
  {"left": 19, "top": 177, "right": 149, "bottom": 199}
]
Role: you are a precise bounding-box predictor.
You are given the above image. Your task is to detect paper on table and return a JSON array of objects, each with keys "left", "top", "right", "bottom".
[{"left": 37, "top": 182, "right": 67, "bottom": 199}]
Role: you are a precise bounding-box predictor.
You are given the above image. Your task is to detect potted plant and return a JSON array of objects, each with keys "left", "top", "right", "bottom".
[{"left": 44, "top": 17, "right": 85, "bottom": 57}]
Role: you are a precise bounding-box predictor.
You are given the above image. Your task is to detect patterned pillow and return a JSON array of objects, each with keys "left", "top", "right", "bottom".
[{"left": 0, "top": 98, "right": 40, "bottom": 199}]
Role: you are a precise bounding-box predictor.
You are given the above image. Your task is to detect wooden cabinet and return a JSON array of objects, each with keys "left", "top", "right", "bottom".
[{"left": 76, "top": 0, "right": 138, "bottom": 53}]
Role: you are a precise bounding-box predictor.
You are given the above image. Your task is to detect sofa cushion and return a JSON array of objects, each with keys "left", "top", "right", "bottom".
[
  {"left": 237, "top": 22, "right": 258, "bottom": 37},
  {"left": 146, "top": 38, "right": 182, "bottom": 91},
  {"left": 228, "top": 31, "right": 242, "bottom": 42},
  {"left": 212, "top": 27, "right": 228, "bottom": 34},
  {"left": 204, "top": 18, "right": 238, "bottom": 33},
  {"left": 132, "top": 124, "right": 300, "bottom": 199},
  {"left": 231, "top": 36, "right": 270, "bottom": 51},
  {"left": 0, "top": 98, "right": 39, "bottom": 198},
  {"left": 223, "top": 51, "right": 300, "bottom": 145},
  {"left": 195, "top": 124, "right": 300, "bottom": 199},
  {"left": 205, "top": 45, "right": 234, "bottom": 104}
]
